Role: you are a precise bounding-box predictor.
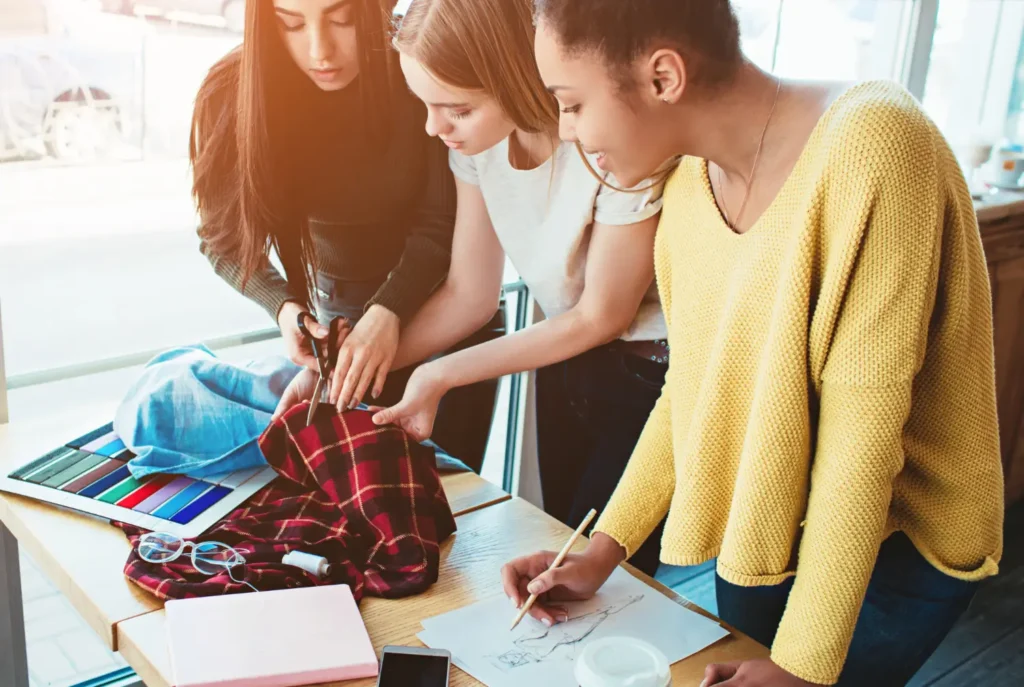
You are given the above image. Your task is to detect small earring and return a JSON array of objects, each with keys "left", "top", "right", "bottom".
[{"left": 662, "top": 97, "right": 670, "bottom": 103}]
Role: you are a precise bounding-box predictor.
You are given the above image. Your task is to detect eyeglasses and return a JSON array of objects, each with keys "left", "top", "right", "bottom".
[{"left": 136, "top": 532, "right": 259, "bottom": 593}]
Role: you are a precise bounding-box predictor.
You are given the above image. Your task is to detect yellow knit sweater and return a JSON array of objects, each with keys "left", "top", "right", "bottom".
[{"left": 594, "top": 81, "right": 1004, "bottom": 684}]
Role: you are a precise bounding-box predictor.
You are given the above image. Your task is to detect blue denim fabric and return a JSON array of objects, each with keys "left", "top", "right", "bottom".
[
  {"left": 115, "top": 344, "right": 472, "bottom": 479},
  {"left": 114, "top": 345, "right": 302, "bottom": 478}
]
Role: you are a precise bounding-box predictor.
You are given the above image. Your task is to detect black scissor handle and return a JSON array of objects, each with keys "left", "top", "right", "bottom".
[
  {"left": 324, "top": 317, "right": 345, "bottom": 368},
  {"left": 297, "top": 311, "right": 328, "bottom": 375},
  {"left": 297, "top": 312, "right": 347, "bottom": 374}
]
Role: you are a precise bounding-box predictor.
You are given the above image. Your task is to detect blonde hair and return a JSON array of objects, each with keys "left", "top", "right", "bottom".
[
  {"left": 393, "top": 0, "right": 558, "bottom": 136},
  {"left": 395, "top": 0, "right": 673, "bottom": 194}
]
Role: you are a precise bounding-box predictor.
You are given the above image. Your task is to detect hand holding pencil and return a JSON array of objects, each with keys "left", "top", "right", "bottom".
[{"left": 500, "top": 509, "right": 627, "bottom": 629}]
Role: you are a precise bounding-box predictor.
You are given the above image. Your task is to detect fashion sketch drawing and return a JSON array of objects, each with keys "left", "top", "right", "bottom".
[{"left": 488, "top": 594, "right": 644, "bottom": 671}]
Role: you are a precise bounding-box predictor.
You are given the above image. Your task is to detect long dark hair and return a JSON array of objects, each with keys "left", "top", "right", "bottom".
[{"left": 190, "top": 0, "right": 397, "bottom": 298}]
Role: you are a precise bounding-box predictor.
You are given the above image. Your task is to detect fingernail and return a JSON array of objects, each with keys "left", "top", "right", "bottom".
[
  {"left": 318, "top": 326, "right": 328, "bottom": 336},
  {"left": 509, "top": 597, "right": 517, "bottom": 609},
  {"left": 542, "top": 617, "right": 552, "bottom": 627},
  {"left": 527, "top": 581, "right": 541, "bottom": 595},
  {"left": 559, "top": 614, "right": 568, "bottom": 623},
  {"left": 699, "top": 681, "right": 707, "bottom": 687}
]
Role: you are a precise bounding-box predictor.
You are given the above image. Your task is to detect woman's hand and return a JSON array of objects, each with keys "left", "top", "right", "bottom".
[
  {"left": 271, "top": 368, "right": 319, "bottom": 422},
  {"left": 701, "top": 659, "right": 817, "bottom": 687},
  {"left": 330, "top": 305, "right": 401, "bottom": 411},
  {"left": 370, "top": 361, "right": 448, "bottom": 440},
  {"left": 278, "top": 301, "right": 323, "bottom": 370},
  {"left": 499, "top": 533, "right": 625, "bottom": 626}
]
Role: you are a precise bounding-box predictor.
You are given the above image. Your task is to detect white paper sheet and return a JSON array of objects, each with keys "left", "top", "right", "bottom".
[{"left": 417, "top": 567, "right": 729, "bottom": 687}]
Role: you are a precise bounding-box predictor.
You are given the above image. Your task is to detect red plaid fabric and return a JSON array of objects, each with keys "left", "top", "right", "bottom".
[{"left": 120, "top": 403, "right": 456, "bottom": 601}]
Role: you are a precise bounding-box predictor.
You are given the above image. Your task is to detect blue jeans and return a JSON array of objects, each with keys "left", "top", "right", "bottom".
[
  {"left": 536, "top": 343, "right": 668, "bottom": 577},
  {"left": 715, "top": 532, "right": 979, "bottom": 686}
]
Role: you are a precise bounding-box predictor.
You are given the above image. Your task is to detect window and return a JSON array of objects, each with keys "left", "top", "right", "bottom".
[
  {"left": 733, "top": 0, "right": 914, "bottom": 81},
  {"left": 1, "top": 0, "right": 269, "bottom": 388},
  {"left": 774, "top": 0, "right": 913, "bottom": 82},
  {"left": 733, "top": 0, "right": 1024, "bottom": 170},
  {"left": 921, "top": 0, "right": 1024, "bottom": 148}
]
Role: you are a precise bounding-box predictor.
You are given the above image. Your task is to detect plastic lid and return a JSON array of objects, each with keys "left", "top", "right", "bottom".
[{"left": 574, "top": 636, "right": 671, "bottom": 687}]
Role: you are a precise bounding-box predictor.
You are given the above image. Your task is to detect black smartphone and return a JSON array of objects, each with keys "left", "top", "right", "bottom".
[{"left": 376, "top": 645, "right": 452, "bottom": 687}]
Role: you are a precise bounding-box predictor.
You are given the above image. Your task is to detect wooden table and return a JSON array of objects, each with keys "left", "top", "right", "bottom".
[
  {"left": 0, "top": 412, "right": 510, "bottom": 686},
  {"left": 0, "top": 410, "right": 158, "bottom": 653},
  {"left": 117, "top": 498, "right": 768, "bottom": 687}
]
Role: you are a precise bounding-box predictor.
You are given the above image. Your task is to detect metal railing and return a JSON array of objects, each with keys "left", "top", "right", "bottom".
[
  {"left": 0, "top": 300, "right": 7, "bottom": 425},
  {"left": 501, "top": 280, "right": 530, "bottom": 494},
  {"left": 5, "top": 327, "right": 281, "bottom": 390}
]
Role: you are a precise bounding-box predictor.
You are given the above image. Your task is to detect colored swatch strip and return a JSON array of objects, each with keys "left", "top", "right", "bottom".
[
  {"left": 151, "top": 481, "right": 214, "bottom": 520},
  {"left": 169, "top": 485, "right": 231, "bottom": 524},
  {"left": 117, "top": 474, "right": 174, "bottom": 509},
  {"left": 66, "top": 423, "right": 114, "bottom": 450},
  {"left": 134, "top": 476, "right": 193, "bottom": 514},
  {"left": 79, "top": 465, "right": 133, "bottom": 499},
  {"left": 10, "top": 446, "right": 78, "bottom": 480},
  {"left": 94, "top": 438, "right": 127, "bottom": 457},
  {"left": 12, "top": 427, "right": 239, "bottom": 526},
  {"left": 52, "top": 457, "right": 225, "bottom": 523},
  {"left": 61, "top": 458, "right": 124, "bottom": 493},
  {"left": 41, "top": 453, "right": 106, "bottom": 488}
]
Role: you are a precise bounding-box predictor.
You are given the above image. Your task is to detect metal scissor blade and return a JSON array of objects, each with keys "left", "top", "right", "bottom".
[{"left": 307, "top": 377, "right": 325, "bottom": 425}]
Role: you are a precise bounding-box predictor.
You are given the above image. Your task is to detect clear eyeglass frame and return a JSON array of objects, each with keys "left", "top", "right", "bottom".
[{"left": 137, "top": 531, "right": 259, "bottom": 593}]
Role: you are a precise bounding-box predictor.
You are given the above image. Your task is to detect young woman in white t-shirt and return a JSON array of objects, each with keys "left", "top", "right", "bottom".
[{"left": 369, "top": 0, "right": 670, "bottom": 574}]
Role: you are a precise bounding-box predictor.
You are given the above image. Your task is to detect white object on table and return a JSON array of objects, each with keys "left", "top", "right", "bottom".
[
  {"left": 575, "top": 636, "right": 671, "bottom": 687},
  {"left": 282, "top": 550, "right": 331, "bottom": 578}
]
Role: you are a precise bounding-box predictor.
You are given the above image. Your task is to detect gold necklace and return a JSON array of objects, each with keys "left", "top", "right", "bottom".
[{"left": 717, "top": 78, "right": 783, "bottom": 230}]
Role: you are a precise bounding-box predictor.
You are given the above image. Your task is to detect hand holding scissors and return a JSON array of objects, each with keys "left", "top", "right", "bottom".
[{"left": 297, "top": 312, "right": 348, "bottom": 425}]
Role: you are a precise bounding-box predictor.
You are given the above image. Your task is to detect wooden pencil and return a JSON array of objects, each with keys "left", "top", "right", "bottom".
[{"left": 510, "top": 508, "right": 598, "bottom": 631}]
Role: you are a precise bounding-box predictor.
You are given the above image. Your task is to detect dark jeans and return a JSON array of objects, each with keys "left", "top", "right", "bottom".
[
  {"left": 315, "top": 272, "right": 506, "bottom": 473},
  {"left": 715, "top": 532, "right": 979, "bottom": 686},
  {"left": 536, "top": 343, "right": 667, "bottom": 577}
]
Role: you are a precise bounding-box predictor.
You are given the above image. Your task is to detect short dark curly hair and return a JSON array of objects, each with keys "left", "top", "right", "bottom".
[{"left": 534, "top": 0, "right": 742, "bottom": 89}]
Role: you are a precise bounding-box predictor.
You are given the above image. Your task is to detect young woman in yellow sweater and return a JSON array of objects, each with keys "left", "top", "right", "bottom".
[{"left": 501, "top": 1, "right": 1005, "bottom": 685}]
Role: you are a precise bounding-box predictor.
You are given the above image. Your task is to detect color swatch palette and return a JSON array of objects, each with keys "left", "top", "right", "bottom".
[{"left": 0, "top": 423, "right": 277, "bottom": 538}]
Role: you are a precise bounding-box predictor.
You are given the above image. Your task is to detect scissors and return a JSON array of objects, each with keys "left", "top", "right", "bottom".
[{"left": 297, "top": 312, "right": 346, "bottom": 425}]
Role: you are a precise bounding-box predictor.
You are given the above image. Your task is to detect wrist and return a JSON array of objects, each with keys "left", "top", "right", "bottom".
[
  {"left": 365, "top": 303, "right": 399, "bottom": 325},
  {"left": 586, "top": 532, "right": 627, "bottom": 574},
  {"left": 277, "top": 300, "right": 306, "bottom": 330},
  {"left": 422, "top": 359, "right": 454, "bottom": 395}
]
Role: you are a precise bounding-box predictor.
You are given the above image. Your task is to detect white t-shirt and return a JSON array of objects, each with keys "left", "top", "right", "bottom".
[{"left": 449, "top": 138, "right": 667, "bottom": 342}]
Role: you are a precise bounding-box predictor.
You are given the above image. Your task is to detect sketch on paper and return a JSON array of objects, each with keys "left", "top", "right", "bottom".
[
  {"left": 416, "top": 567, "right": 731, "bottom": 687},
  {"left": 489, "top": 595, "right": 644, "bottom": 671}
]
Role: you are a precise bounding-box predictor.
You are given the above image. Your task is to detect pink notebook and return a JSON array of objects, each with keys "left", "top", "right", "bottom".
[{"left": 165, "top": 584, "right": 378, "bottom": 687}]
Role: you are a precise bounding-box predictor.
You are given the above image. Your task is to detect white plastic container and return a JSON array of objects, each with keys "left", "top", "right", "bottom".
[{"left": 574, "top": 636, "right": 672, "bottom": 687}]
